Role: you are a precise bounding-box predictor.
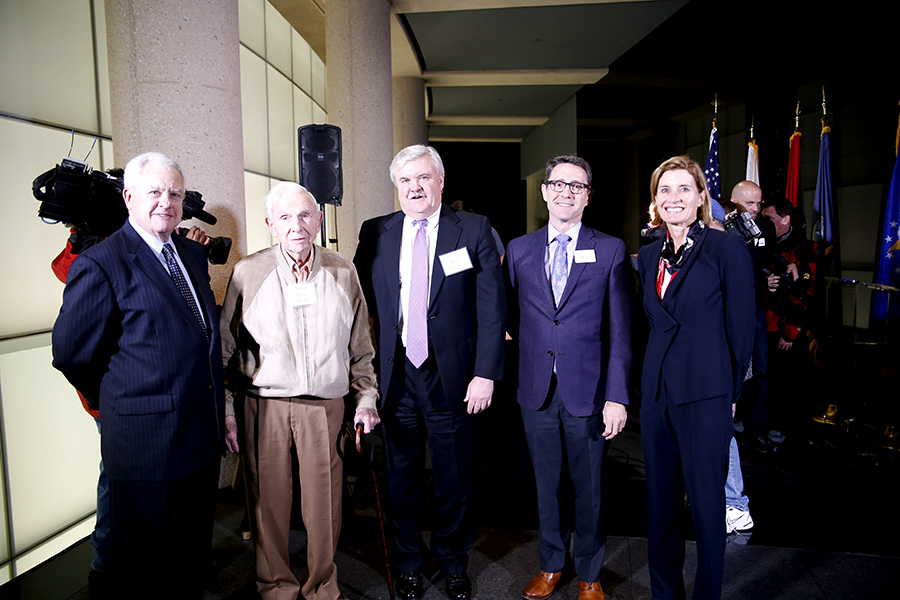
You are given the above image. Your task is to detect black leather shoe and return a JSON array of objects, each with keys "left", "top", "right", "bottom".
[
  {"left": 396, "top": 571, "right": 424, "bottom": 600},
  {"left": 446, "top": 572, "right": 472, "bottom": 600}
]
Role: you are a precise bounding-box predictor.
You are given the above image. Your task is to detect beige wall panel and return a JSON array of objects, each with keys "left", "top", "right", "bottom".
[
  {"left": 267, "top": 66, "right": 296, "bottom": 181},
  {"left": 311, "top": 51, "right": 327, "bottom": 110},
  {"left": 0, "top": 119, "right": 110, "bottom": 337},
  {"left": 291, "top": 30, "right": 313, "bottom": 96},
  {"left": 244, "top": 172, "right": 275, "bottom": 255},
  {"left": 265, "top": 2, "right": 292, "bottom": 77},
  {"left": 241, "top": 47, "right": 270, "bottom": 174},
  {"left": 0, "top": 337, "right": 100, "bottom": 554},
  {"left": 0, "top": 0, "right": 98, "bottom": 133},
  {"left": 239, "top": 0, "right": 266, "bottom": 56}
]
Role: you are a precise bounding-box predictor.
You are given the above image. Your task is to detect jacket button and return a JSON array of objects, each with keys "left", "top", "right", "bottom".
[
  {"left": 388, "top": 357, "right": 393, "bottom": 363},
  {"left": 547, "top": 350, "right": 554, "bottom": 356},
  {"left": 553, "top": 320, "right": 560, "bottom": 326}
]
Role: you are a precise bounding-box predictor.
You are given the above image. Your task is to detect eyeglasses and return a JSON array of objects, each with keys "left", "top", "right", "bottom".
[{"left": 545, "top": 180, "right": 591, "bottom": 195}]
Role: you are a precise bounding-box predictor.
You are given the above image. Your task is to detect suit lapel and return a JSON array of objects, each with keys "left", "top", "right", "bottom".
[
  {"left": 642, "top": 240, "right": 680, "bottom": 333},
  {"left": 123, "top": 224, "right": 208, "bottom": 340},
  {"left": 660, "top": 226, "right": 709, "bottom": 306},
  {"left": 556, "top": 227, "right": 595, "bottom": 310},
  {"left": 378, "top": 211, "right": 404, "bottom": 326},
  {"left": 532, "top": 228, "right": 556, "bottom": 309},
  {"left": 429, "top": 205, "right": 462, "bottom": 308}
]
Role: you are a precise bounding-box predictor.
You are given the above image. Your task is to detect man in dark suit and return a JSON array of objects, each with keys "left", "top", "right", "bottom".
[
  {"left": 353, "top": 145, "right": 505, "bottom": 600},
  {"left": 52, "top": 152, "right": 226, "bottom": 599},
  {"left": 505, "top": 155, "right": 631, "bottom": 600}
]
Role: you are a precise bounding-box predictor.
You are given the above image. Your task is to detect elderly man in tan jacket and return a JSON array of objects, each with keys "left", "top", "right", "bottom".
[{"left": 220, "top": 182, "right": 379, "bottom": 600}]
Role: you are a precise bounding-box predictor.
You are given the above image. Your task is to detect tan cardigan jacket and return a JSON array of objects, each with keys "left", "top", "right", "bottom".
[{"left": 220, "top": 244, "right": 378, "bottom": 415}]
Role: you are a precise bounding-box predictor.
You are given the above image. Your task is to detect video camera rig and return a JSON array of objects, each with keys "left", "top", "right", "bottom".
[{"left": 32, "top": 157, "right": 231, "bottom": 264}]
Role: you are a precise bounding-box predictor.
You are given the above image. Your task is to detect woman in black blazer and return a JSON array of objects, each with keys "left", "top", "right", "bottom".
[{"left": 637, "top": 156, "right": 755, "bottom": 600}]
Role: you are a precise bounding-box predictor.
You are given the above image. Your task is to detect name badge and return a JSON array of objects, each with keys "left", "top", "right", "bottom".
[
  {"left": 439, "top": 247, "right": 473, "bottom": 276},
  {"left": 286, "top": 282, "right": 317, "bottom": 307},
  {"left": 574, "top": 249, "right": 596, "bottom": 263}
]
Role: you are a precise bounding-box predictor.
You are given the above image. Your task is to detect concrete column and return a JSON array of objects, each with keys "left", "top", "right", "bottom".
[
  {"left": 326, "top": 0, "right": 394, "bottom": 258},
  {"left": 393, "top": 76, "right": 428, "bottom": 157},
  {"left": 105, "top": 0, "right": 245, "bottom": 299}
]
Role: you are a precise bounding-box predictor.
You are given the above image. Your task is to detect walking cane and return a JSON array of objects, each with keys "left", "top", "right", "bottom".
[{"left": 356, "top": 423, "right": 395, "bottom": 600}]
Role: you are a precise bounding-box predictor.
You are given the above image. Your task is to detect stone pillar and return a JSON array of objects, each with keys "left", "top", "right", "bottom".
[
  {"left": 326, "top": 0, "right": 394, "bottom": 258},
  {"left": 105, "top": 0, "right": 245, "bottom": 299},
  {"left": 393, "top": 76, "right": 428, "bottom": 156}
]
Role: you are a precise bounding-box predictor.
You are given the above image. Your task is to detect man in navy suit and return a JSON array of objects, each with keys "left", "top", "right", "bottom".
[
  {"left": 353, "top": 145, "right": 505, "bottom": 600},
  {"left": 52, "top": 152, "right": 226, "bottom": 599},
  {"left": 505, "top": 155, "right": 631, "bottom": 600}
]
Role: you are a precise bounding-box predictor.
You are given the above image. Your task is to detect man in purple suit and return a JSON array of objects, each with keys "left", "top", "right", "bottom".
[{"left": 505, "top": 155, "right": 631, "bottom": 600}]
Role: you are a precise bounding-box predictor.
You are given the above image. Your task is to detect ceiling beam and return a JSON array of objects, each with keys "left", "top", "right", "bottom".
[
  {"left": 393, "top": 0, "right": 659, "bottom": 13},
  {"left": 429, "top": 136, "right": 524, "bottom": 143},
  {"left": 425, "top": 69, "right": 608, "bottom": 87},
  {"left": 428, "top": 115, "right": 548, "bottom": 126}
]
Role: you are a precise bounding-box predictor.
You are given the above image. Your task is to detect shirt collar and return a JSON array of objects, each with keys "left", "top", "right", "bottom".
[
  {"left": 547, "top": 221, "right": 582, "bottom": 246},
  {"left": 403, "top": 205, "right": 441, "bottom": 230},
  {"left": 128, "top": 216, "right": 170, "bottom": 254},
  {"left": 278, "top": 243, "right": 315, "bottom": 283}
]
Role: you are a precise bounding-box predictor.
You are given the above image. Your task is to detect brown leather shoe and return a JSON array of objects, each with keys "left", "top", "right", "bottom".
[
  {"left": 577, "top": 579, "right": 604, "bottom": 600},
  {"left": 523, "top": 571, "right": 561, "bottom": 599}
]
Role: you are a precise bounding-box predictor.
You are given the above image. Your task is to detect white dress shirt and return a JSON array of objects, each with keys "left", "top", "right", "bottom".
[{"left": 398, "top": 206, "right": 441, "bottom": 347}]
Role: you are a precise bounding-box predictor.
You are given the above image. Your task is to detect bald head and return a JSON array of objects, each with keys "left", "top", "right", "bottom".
[{"left": 731, "top": 181, "right": 762, "bottom": 218}]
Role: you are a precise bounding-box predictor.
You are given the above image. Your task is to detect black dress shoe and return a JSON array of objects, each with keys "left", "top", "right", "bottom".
[
  {"left": 396, "top": 571, "right": 424, "bottom": 600},
  {"left": 446, "top": 572, "right": 472, "bottom": 600}
]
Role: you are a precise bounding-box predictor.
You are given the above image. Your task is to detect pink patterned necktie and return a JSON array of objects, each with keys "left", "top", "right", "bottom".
[
  {"left": 162, "top": 243, "right": 208, "bottom": 338},
  {"left": 406, "top": 219, "right": 429, "bottom": 368},
  {"left": 550, "top": 234, "right": 570, "bottom": 307}
]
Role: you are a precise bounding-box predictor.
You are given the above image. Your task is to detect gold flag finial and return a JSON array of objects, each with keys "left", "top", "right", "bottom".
[
  {"left": 795, "top": 101, "right": 800, "bottom": 130},
  {"left": 750, "top": 115, "right": 755, "bottom": 140},
  {"left": 712, "top": 94, "right": 718, "bottom": 127}
]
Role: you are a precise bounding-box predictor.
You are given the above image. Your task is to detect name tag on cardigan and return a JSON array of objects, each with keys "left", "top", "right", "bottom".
[
  {"left": 439, "top": 247, "right": 473, "bottom": 276},
  {"left": 287, "top": 282, "right": 317, "bottom": 307}
]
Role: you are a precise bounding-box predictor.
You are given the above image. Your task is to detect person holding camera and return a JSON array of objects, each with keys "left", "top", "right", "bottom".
[
  {"left": 726, "top": 182, "right": 780, "bottom": 459},
  {"left": 760, "top": 197, "right": 818, "bottom": 436}
]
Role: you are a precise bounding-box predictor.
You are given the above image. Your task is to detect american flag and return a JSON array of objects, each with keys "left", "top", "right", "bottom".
[{"left": 704, "top": 126, "right": 721, "bottom": 201}]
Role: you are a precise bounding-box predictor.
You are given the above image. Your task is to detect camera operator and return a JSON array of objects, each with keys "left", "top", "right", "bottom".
[
  {"left": 760, "top": 197, "right": 818, "bottom": 440},
  {"left": 724, "top": 182, "right": 781, "bottom": 456}
]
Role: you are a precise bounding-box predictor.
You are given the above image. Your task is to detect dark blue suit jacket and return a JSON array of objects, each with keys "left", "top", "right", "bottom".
[
  {"left": 52, "top": 222, "right": 226, "bottom": 482},
  {"left": 354, "top": 205, "right": 506, "bottom": 405},
  {"left": 506, "top": 226, "right": 631, "bottom": 417},
  {"left": 637, "top": 227, "right": 755, "bottom": 405}
]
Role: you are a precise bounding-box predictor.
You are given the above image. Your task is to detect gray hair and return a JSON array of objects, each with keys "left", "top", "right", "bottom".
[
  {"left": 264, "top": 181, "right": 318, "bottom": 219},
  {"left": 123, "top": 152, "right": 184, "bottom": 189},
  {"left": 389, "top": 144, "right": 444, "bottom": 186}
]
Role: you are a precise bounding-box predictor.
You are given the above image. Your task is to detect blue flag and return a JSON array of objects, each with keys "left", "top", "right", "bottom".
[
  {"left": 873, "top": 152, "right": 900, "bottom": 322},
  {"left": 704, "top": 126, "right": 721, "bottom": 201},
  {"left": 813, "top": 126, "right": 834, "bottom": 248}
]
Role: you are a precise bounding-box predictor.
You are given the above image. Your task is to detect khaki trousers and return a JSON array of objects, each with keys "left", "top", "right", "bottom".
[{"left": 241, "top": 395, "right": 344, "bottom": 600}]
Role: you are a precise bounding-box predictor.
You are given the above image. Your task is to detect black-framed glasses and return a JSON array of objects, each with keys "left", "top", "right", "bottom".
[{"left": 545, "top": 180, "right": 591, "bottom": 195}]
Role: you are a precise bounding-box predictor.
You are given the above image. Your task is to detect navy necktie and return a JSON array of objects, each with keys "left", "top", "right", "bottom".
[{"left": 162, "top": 243, "right": 208, "bottom": 338}]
